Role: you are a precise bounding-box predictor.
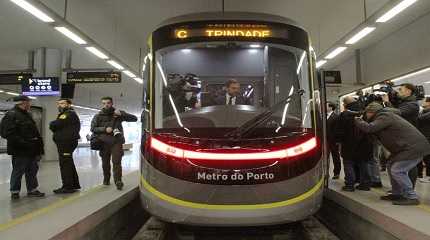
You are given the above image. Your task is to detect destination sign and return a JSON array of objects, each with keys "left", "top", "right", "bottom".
[
  {"left": 0, "top": 73, "right": 32, "bottom": 85},
  {"left": 66, "top": 71, "right": 121, "bottom": 84},
  {"left": 174, "top": 23, "right": 288, "bottom": 39}
]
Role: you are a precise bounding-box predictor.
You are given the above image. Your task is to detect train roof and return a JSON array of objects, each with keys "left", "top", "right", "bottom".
[{"left": 157, "top": 12, "right": 307, "bottom": 32}]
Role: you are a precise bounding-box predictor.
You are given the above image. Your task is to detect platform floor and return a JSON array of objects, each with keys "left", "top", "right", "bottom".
[
  {"left": 328, "top": 159, "right": 430, "bottom": 239},
  {"left": 0, "top": 146, "right": 140, "bottom": 229}
]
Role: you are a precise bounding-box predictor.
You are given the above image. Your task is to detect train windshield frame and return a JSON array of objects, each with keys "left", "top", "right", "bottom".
[{"left": 150, "top": 21, "right": 315, "bottom": 139}]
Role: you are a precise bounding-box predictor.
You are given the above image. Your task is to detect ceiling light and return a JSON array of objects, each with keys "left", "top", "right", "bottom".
[
  {"left": 0, "top": 90, "right": 4, "bottom": 93},
  {"left": 248, "top": 49, "right": 258, "bottom": 54},
  {"left": 134, "top": 77, "right": 143, "bottom": 84},
  {"left": 181, "top": 49, "right": 191, "bottom": 53},
  {"left": 123, "top": 70, "right": 136, "bottom": 78},
  {"left": 28, "top": 96, "right": 37, "bottom": 100},
  {"left": 325, "top": 47, "right": 347, "bottom": 59},
  {"left": 107, "top": 60, "right": 124, "bottom": 70},
  {"left": 345, "top": 27, "right": 376, "bottom": 45},
  {"left": 10, "top": 0, "right": 54, "bottom": 23},
  {"left": 316, "top": 60, "right": 327, "bottom": 68},
  {"left": 6, "top": 92, "right": 19, "bottom": 96},
  {"left": 376, "top": 0, "right": 417, "bottom": 23},
  {"left": 249, "top": 44, "right": 262, "bottom": 48},
  {"left": 86, "top": 47, "right": 108, "bottom": 59},
  {"left": 55, "top": 27, "right": 87, "bottom": 45}
]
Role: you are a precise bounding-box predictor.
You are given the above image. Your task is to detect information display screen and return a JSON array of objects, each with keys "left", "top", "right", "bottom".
[
  {"left": 66, "top": 71, "right": 121, "bottom": 83},
  {"left": 173, "top": 23, "right": 288, "bottom": 39},
  {"left": 22, "top": 77, "right": 60, "bottom": 96}
]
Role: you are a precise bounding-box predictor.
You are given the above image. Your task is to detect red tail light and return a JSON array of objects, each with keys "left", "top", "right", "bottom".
[{"left": 150, "top": 136, "right": 317, "bottom": 160}]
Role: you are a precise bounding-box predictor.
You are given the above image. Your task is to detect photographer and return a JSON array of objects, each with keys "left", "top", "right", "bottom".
[
  {"left": 91, "top": 97, "right": 137, "bottom": 190},
  {"left": 335, "top": 96, "right": 371, "bottom": 191},
  {"left": 164, "top": 73, "right": 201, "bottom": 115},
  {"left": 382, "top": 83, "right": 420, "bottom": 188},
  {"left": 355, "top": 102, "right": 430, "bottom": 205}
]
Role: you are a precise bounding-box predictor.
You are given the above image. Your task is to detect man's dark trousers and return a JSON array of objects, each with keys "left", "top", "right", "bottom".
[
  {"left": 56, "top": 140, "right": 80, "bottom": 189},
  {"left": 10, "top": 156, "right": 39, "bottom": 193}
]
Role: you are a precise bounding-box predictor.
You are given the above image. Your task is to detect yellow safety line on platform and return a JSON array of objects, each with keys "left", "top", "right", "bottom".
[
  {"left": 0, "top": 185, "right": 104, "bottom": 232},
  {"left": 371, "top": 188, "right": 430, "bottom": 214},
  {"left": 0, "top": 170, "right": 136, "bottom": 232},
  {"left": 141, "top": 176, "right": 323, "bottom": 210}
]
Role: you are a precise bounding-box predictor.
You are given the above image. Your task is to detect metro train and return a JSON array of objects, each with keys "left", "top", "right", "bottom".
[{"left": 140, "top": 12, "right": 326, "bottom": 226}]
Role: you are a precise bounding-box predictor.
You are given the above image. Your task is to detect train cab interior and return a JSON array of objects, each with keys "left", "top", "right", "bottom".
[{"left": 153, "top": 42, "right": 314, "bottom": 138}]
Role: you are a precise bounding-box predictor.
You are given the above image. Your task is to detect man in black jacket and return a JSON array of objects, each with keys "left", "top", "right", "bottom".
[
  {"left": 50, "top": 98, "right": 81, "bottom": 194},
  {"left": 91, "top": 97, "right": 138, "bottom": 190},
  {"left": 418, "top": 97, "right": 430, "bottom": 182},
  {"left": 0, "top": 96, "right": 45, "bottom": 200},
  {"left": 382, "top": 83, "right": 419, "bottom": 187},
  {"left": 335, "top": 96, "right": 372, "bottom": 191},
  {"left": 355, "top": 102, "right": 430, "bottom": 205},
  {"left": 327, "top": 102, "right": 341, "bottom": 179}
]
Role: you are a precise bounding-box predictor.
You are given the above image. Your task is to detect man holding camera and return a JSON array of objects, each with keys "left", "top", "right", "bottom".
[
  {"left": 335, "top": 96, "right": 372, "bottom": 191},
  {"left": 91, "top": 97, "right": 137, "bottom": 190},
  {"left": 355, "top": 102, "right": 430, "bottom": 205},
  {"left": 382, "top": 83, "right": 420, "bottom": 187}
]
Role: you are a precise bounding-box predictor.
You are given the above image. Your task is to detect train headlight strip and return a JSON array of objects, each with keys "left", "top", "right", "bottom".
[{"left": 150, "top": 136, "right": 317, "bottom": 160}]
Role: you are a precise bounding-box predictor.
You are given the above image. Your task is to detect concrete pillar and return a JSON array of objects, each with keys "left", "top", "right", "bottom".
[{"left": 33, "top": 48, "right": 62, "bottom": 161}]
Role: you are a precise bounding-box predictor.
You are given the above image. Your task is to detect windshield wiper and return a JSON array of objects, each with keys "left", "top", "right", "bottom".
[{"left": 224, "top": 89, "right": 305, "bottom": 139}]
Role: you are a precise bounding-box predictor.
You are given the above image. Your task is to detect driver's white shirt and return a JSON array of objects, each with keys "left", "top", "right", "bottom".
[{"left": 225, "top": 93, "right": 237, "bottom": 105}]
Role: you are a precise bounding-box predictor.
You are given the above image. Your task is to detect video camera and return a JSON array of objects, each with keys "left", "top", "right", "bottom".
[
  {"left": 166, "top": 73, "right": 201, "bottom": 96},
  {"left": 358, "top": 80, "right": 425, "bottom": 107}
]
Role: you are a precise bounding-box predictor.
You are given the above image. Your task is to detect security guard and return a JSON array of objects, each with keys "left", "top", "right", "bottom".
[{"left": 50, "top": 98, "right": 81, "bottom": 194}]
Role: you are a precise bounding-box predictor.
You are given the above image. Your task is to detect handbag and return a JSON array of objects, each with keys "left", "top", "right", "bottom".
[{"left": 90, "top": 134, "right": 103, "bottom": 150}]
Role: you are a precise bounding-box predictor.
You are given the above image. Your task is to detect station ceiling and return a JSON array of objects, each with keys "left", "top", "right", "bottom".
[{"left": 0, "top": 0, "right": 429, "bottom": 112}]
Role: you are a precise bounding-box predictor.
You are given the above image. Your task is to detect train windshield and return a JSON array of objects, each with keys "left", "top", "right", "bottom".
[{"left": 153, "top": 42, "right": 313, "bottom": 138}]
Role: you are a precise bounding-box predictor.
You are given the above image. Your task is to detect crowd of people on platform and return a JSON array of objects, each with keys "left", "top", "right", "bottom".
[
  {"left": 0, "top": 95, "right": 137, "bottom": 200},
  {"left": 327, "top": 83, "right": 430, "bottom": 206}
]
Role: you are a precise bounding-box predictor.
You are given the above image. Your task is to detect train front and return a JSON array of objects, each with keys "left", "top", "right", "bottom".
[{"left": 140, "top": 13, "right": 324, "bottom": 226}]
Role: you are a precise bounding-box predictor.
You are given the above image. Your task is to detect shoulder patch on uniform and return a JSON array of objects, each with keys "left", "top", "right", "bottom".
[{"left": 59, "top": 114, "right": 67, "bottom": 120}]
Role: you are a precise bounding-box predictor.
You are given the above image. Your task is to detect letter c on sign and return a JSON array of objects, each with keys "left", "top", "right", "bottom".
[{"left": 177, "top": 30, "right": 187, "bottom": 39}]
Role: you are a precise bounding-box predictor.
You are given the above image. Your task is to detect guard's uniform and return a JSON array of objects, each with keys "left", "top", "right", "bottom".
[{"left": 49, "top": 108, "right": 81, "bottom": 190}]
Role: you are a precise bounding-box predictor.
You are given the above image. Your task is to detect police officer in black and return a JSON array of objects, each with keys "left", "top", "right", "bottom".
[
  {"left": 0, "top": 95, "right": 45, "bottom": 200},
  {"left": 50, "top": 98, "right": 81, "bottom": 194}
]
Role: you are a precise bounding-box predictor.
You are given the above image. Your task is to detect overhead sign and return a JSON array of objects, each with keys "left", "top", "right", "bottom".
[
  {"left": 0, "top": 73, "right": 32, "bottom": 85},
  {"left": 22, "top": 77, "right": 60, "bottom": 96},
  {"left": 174, "top": 23, "right": 285, "bottom": 39},
  {"left": 66, "top": 71, "right": 122, "bottom": 83},
  {"left": 324, "top": 71, "right": 342, "bottom": 84}
]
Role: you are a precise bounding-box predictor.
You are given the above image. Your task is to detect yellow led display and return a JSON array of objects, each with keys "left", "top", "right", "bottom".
[
  {"left": 175, "top": 28, "right": 272, "bottom": 39},
  {"left": 205, "top": 29, "right": 271, "bottom": 37}
]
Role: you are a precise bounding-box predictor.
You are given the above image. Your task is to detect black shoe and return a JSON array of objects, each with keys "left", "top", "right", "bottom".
[
  {"left": 380, "top": 168, "right": 386, "bottom": 172},
  {"left": 356, "top": 184, "right": 371, "bottom": 191},
  {"left": 342, "top": 185, "right": 355, "bottom": 192},
  {"left": 371, "top": 182, "right": 383, "bottom": 188},
  {"left": 103, "top": 179, "right": 110, "bottom": 186},
  {"left": 115, "top": 181, "right": 124, "bottom": 190},
  {"left": 53, "top": 188, "right": 77, "bottom": 194},
  {"left": 11, "top": 193, "right": 20, "bottom": 200},
  {"left": 27, "top": 190, "right": 45, "bottom": 198},
  {"left": 380, "top": 194, "right": 403, "bottom": 201},
  {"left": 332, "top": 175, "right": 340, "bottom": 180},
  {"left": 393, "top": 198, "right": 420, "bottom": 206}
]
